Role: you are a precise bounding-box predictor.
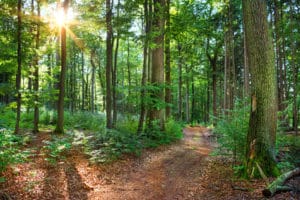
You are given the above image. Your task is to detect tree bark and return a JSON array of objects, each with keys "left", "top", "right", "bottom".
[
  {"left": 289, "top": 0, "right": 299, "bottom": 134},
  {"left": 147, "top": 0, "right": 165, "bottom": 131},
  {"left": 15, "top": 0, "right": 22, "bottom": 134},
  {"left": 55, "top": 0, "right": 69, "bottom": 134},
  {"left": 178, "top": 44, "right": 182, "bottom": 121},
  {"left": 243, "top": 0, "right": 279, "bottom": 177},
  {"left": 106, "top": 0, "right": 113, "bottom": 128},
  {"left": 33, "top": 0, "right": 40, "bottom": 133},
  {"left": 224, "top": 1, "right": 235, "bottom": 116},
  {"left": 165, "top": 0, "right": 171, "bottom": 119},
  {"left": 137, "top": 0, "right": 149, "bottom": 134}
]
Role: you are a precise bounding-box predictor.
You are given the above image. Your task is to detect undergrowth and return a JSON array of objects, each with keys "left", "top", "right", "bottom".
[{"left": 0, "top": 129, "right": 30, "bottom": 181}]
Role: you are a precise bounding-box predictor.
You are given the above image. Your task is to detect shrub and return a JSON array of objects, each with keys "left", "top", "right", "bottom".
[
  {"left": 42, "top": 134, "right": 72, "bottom": 165},
  {"left": 214, "top": 99, "right": 250, "bottom": 163},
  {"left": 0, "top": 129, "right": 29, "bottom": 173},
  {"left": 88, "top": 129, "right": 142, "bottom": 163}
]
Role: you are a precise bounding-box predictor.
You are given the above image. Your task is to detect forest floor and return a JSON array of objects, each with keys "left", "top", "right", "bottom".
[{"left": 1, "top": 126, "right": 299, "bottom": 200}]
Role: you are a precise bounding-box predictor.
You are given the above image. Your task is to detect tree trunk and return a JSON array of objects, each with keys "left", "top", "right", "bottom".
[
  {"left": 243, "top": 30, "right": 250, "bottom": 98},
  {"left": 106, "top": 0, "right": 113, "bottom": 129},
  {"left": 127, "top": 39, "right": 131, "bottom": 99},
  {"left": 55, "top": 0, "right": 69, "bottom": 134},
  {"left": 243, "top": 0, "right": 279, "bottom": 177},
  {"left": 15, "top": 0, "right": 22, "bottom": 134},
  {"left": 274, "top": 0, "right": 287, "bottom": 126},
  {"left": 147, "top": 0, "right": 165, "bottom": 131},
  {"left": 33, "top": 0, "right": 40, "bottom": 133},
  {"left": 112, "top": 34, "right": 119, "bottom": 127},
  {"left": 137, "top": 0, "right": 149, "bottom": 134},
  {"left": 185, "top": 65, "right": 190, "bottom": 122},
  {"left": 224, "top": 2, "right": 235, "bottom": 116},
  {"left": 90, "top": 50, "right": 96, "bottom": 113},
  {"left": 165, "top": 0, "right": 171, "bottom": 119},
  {"left": 289, "top": 1, "right": 298, "bottom": 134},
  {"left": 178, "top": 44, "right": 182, "bottom": 121}
]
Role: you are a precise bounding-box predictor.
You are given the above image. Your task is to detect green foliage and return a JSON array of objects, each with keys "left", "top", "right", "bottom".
[
  {"left": 42, "top": 134, "right": 72, "bottom": 165},
  {"left": 83, "top": 117, "right": 183, "bottom": 163},
  {"left": 213, "top": 100, "right": 250, "bottom": 163},
  {"left": 88, "top": 129, "right": 142, "bottom": 163},
  {"left": 143, "top": 118, "right": 183, "bottom": 148},
  {"left": 0, "top": 129, "right": 29, "bottom": 173},
  {"left": 64, "top": 111, "right": 106, "bottom": 131},
  {"left": 276, "top": 133, "right": 300, "bottom": 172}
]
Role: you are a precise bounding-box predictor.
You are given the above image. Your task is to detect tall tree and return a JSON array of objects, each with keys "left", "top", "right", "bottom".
[
  {"left": 15, "top": 0, "right": 22, "bottom": 134},
  {"left": 137, "top": 0, "right": 150, "bottom": 133},
  {"left": 55, "top": 0, "right": 69, "bottom": 134},
  {"left": 224, "top": 1, "right": 236, "bottom": 116},
  {"left": 243, "top": 0, "right": 279, "bottom": 176},
  {"left": 165, "top": 0, "right": 171, "bottom": 118},
  {"left": 33, "top": 0, "right": 41, "bottom": 133},
  {"left": 147, "top": 0, "right": 165, "bottom": 131},
  {"left": 106, "top": 0, "right": 113, "bottom": 128}
]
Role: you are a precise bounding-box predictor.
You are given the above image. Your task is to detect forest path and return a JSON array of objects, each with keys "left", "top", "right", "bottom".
[
  {"left": 2, "top": 127, "right": 294, "bottom": 199},
  {"left": 88, "top": 126, "right": 216, "bottom": 200}
]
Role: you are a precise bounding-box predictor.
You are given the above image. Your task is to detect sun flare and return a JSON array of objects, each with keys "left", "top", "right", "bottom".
[{"left": 54, "top": 7, "right": 75, "bottom": 27}]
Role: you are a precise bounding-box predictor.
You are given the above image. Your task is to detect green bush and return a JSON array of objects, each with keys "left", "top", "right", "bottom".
[
  {"left": 42, "top": 134, "right": 72, "bottom": 165},
  {"left": 214, "top": 99, "right": 250, "bottom": 162},
  {"left": 0, "top": 129, "right": 29, "bottom": 173},
  {"left": 276, "top": 133, "right": 300, "bottom": 172},
  {"left": 64, "top": 111, "right": 106, "bottom": 131},
  {"left": 88, "top": 129, "right": 142, "bottom": 163}
]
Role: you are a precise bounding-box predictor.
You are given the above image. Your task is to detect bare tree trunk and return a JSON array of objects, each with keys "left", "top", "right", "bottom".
[
  {"left": 137, "top": 0, "right": 149, "bottom": 134},
  {"left": 243, "top": 0, "right": 278, "bottom": 177},
  {"left": 15, "top": 0, "right": 22, "bottom": 134},
  {"left": 224, "top": 1, "right": 236, "bottom": 116},
  {"left": 33, "top": 0, "right": 40, "bottom": 133},
  {"left": 185, "top": 65, "right": 190, "bottom": 122},
  {"left": 90, "top": 50, "right": 96, "bottom": 113},
  {"left": 55, "top": 0, "right": 69, "bottom": 134},
  {"left": 165, "top": 0, "right": 171, "bottom": 119},
  {"left": 178, "top": 43, "right": 182, "bottom": 121},
  {"left": 289, "top": 1, "right": 298, "bottom": 134},
  {"left": 106, "top": 0, "right": 113, "bottom": 128},
  {"left": 147, "top": 0, "right": 165, "bottom": 131}
]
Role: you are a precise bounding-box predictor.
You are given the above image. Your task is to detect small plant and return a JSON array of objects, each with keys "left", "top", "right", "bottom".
[
  {"left": 42, "top": 135, "right": 72, "bottom": 165},
  {"left": 214, "top": 99, "right": 250, "bottom": 163},
  {"left": 88, "top": 129, "right": 142, "bottom": 163},
  {"left": 0, "top": 129, "right": 29, "bottom": 174}
]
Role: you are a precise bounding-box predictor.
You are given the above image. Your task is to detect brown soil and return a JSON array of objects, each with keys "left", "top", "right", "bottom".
[{"left": 1, "top": 127, "right": 299, "bottom": 200}]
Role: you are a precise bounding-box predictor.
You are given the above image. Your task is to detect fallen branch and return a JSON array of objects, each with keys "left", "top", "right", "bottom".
[{"left": 262, "top": 167, "right": 300, "bottom": 197}]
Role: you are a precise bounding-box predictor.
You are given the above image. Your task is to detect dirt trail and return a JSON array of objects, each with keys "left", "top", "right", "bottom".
[
  {"left": 1, "top": 127, "right": 297, "bottom": 199},
  {"left": 88, "top": 126, "right": 214, "bottom": 200}
]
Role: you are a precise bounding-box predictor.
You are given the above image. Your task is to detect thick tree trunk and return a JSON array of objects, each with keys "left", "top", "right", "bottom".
[
  {"left": 243, "top": 0, "right": 279, "bottom": 177},
  {"left": 15, "top": 0, "right": 22, "bottom": 134},
  {"left": 106, "top": 0, "right": 113, "bottom": 128},
  {"left": 147, "top": 0, "right": 165, "bottom": 131}
]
